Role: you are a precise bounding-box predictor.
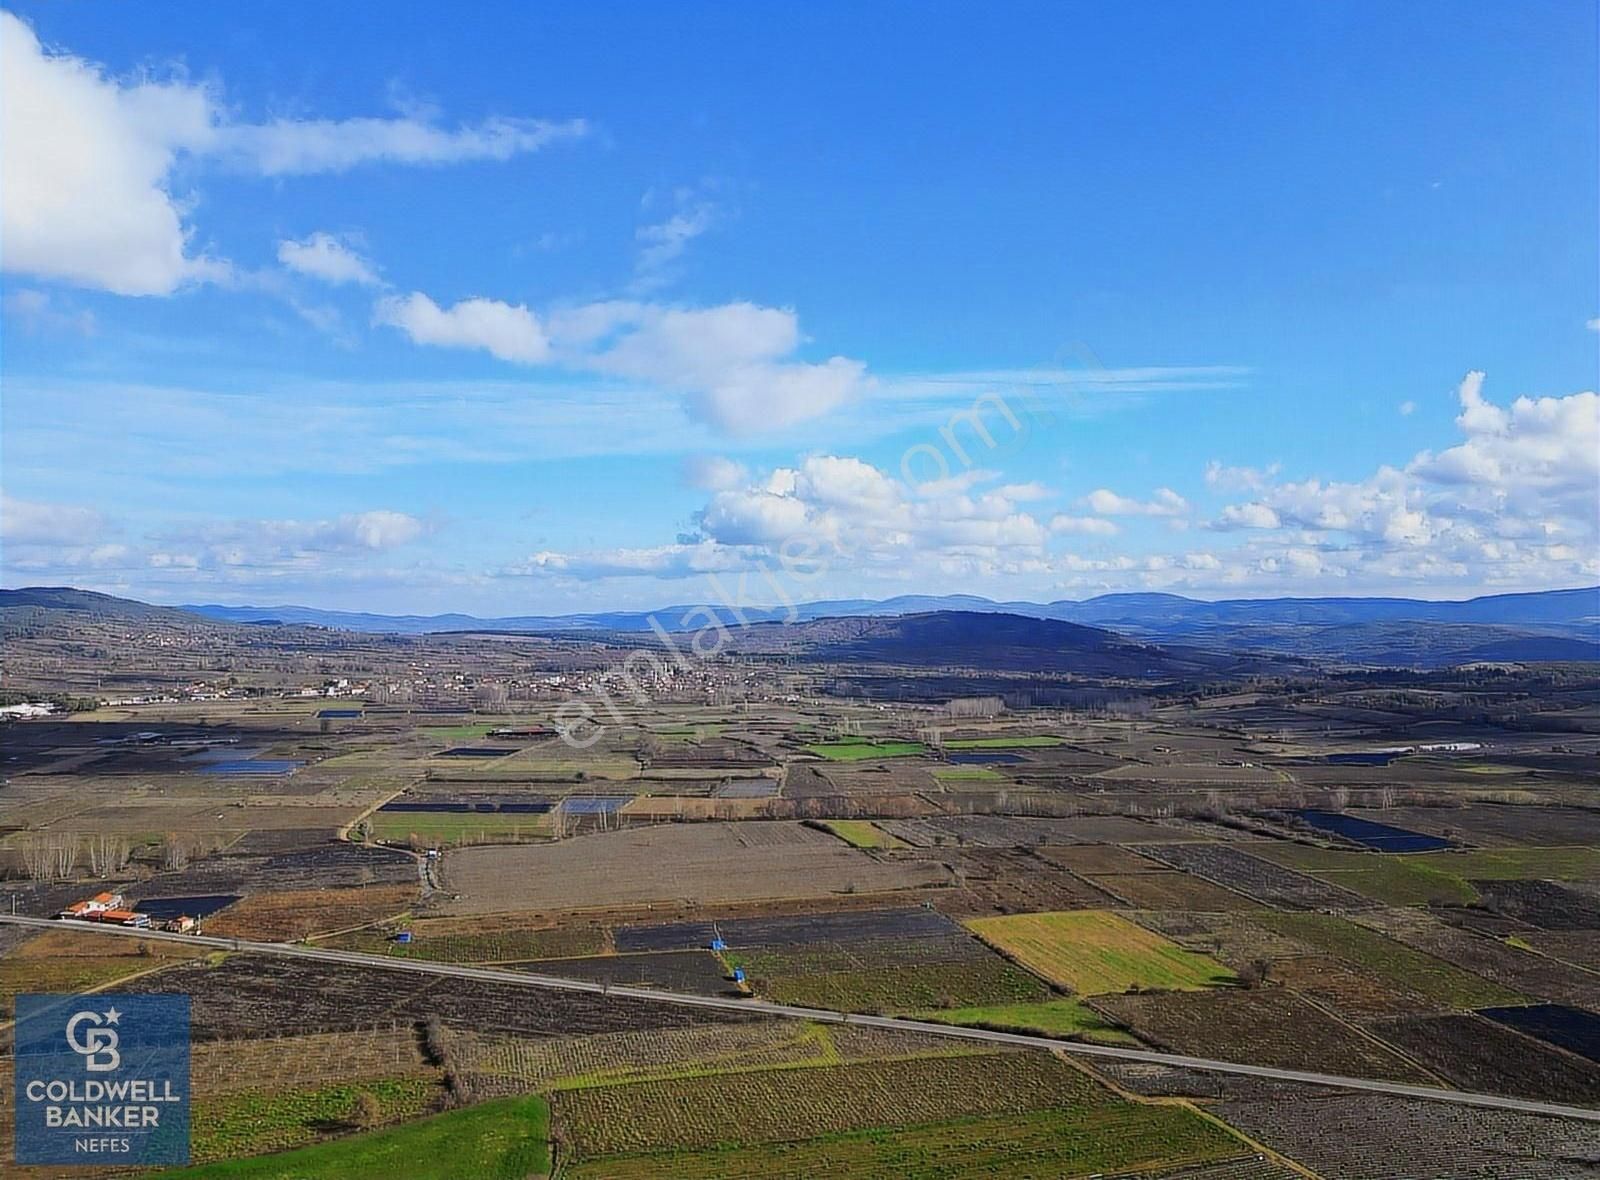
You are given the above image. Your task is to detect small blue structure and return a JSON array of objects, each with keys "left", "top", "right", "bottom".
[
  {"left": 392, "top": 931, "right": 413, "bottom": 944},
  {"left": 709, "top": 937, "right": 727, "bottom": 951},
  {"left": 732, "top": 968, "right": 746, "bottom": 984}
]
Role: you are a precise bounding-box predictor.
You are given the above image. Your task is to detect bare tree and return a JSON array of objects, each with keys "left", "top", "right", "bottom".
[
  {"left": 86, "top": 835, "right": 130, "bottom": 878},
  {"left": 160, "top": 833, "right": 190, "bottom": 872}
]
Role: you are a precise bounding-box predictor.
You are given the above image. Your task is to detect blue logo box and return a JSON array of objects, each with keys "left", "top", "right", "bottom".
[{"left": 13, "top": 993, "right": 190, "bottom": 1166}]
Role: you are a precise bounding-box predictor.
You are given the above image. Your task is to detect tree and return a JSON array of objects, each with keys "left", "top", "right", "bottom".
[
  {"left": 160, "top": 834, "right": 190, "bottom": 872},
  {"left": 1238, "top": 957, "right": 1274, "bottom": 989}
]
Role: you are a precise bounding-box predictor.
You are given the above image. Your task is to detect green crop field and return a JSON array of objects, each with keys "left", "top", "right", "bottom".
[
  {"left": 1252, "top": 912, "right": 1524, "bottom": 1007},
  {"left": 1409, "top": 847, "right": 1600, "bottom": 881},
  {"left": 0, "top": 956, "right": 161, "bottom": 1018},
  {"left": 968, "top": 911, "right": 1235, "bottom": 995},
  {"left": 942, "top": 736, "right": 1065, "bottom": 749},
  {"left": 821, "top": 820, "right": 910, "bottom": 849},
  {"left": 916, "top": 997, "right": 1138, "bottom": 1044},
  {"left": 162, "top": 1094, "right": 549, "bottom": 1180},
  {"left": 1249, "top": 844, "right": 1479, "bottom": 906},
  {"left": 420, "top": 723, "right": 501, "bottom": 740},
  {"left": 804, "top": 741, "right": 928, "bottom": 761},
  {"left": 369, "top": 811, "right": 552, "bottom": 846}
]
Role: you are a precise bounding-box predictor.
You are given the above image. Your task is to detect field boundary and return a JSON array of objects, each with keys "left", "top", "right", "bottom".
[{"left": 6, "top": 915, "right": 1599, "bottom": 1125}]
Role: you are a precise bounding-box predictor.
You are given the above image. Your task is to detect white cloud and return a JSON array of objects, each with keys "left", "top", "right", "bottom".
[
  {"left": 277, "top": 232, "right": 380, "bottom": 286},
  {"left": 1204, "top": 461, "right": 1280, "bottom": 492},
  {"left": 1215, "top": 502, "right": 1282, "bottom": 530},
  {"left": 518, "top": 456, "right": 1056, "bottom": 583},
  {"left": 0, "top": 10, "right": 583, "bottom": 297},
  {"left": 2, "top": 288, "right": 96, "bottom": 336},
  {"left": 682, "top": 456, "right": 748, "bottom": 491},
  {"left": 1399, "top": 400, "right": 1417, "bottom": 416},
  {"left": 1, "top": 11, "right": 223, "bottom": 295},
  {"left": 210, "top": 115, "right": 586, "bottom": 177},
  {"left": 386, "top": 294, "right": 869, "bottom": 433},
  {"left": 1049, "top": 514, "right": 1120, "bottom": 537},
  {"left": 1080, "top": 487, "right": 1189, "bottom": 517},
  {"left": 634, "top": 196, "right": 716, "bottom": 289},
  {"left": 375, "top": 292, "right": 550, "bottom": 364},
  {"left": 1, "top": 493, "right": 106, "bottom": 544},
  {"left": 1586, "top": 317, "right": 1599, "bottom": 332}
]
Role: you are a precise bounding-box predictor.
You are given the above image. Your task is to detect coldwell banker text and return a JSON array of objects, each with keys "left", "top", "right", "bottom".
[{"left": 13, "top": 993, "right": 191, "bottom": 1165}]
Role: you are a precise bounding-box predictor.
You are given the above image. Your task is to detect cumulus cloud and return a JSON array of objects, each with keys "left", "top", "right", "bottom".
[
  {"left": 277, "top": 232, "right": 380, "bottom": 286},
  {"left": 0, "top": 10, "right": 582, "bottom": 296},
  {"left": 1080, "top": 487, "right": 1189, "bottom": 517},
  {"left": 1050, "top": 514, "right": 1120, "bottom": 537},
  {"left": 1192, "top": 372, "right": 1599, "bottom": 592},
  {"left": 1, "top": 11, "right": 223, "bottom": 295},
  {"left": 1215, "top": 502, "right": 1282, "bottom": 530},
  {"left": 375, "top": 292, "right": 550, "bottom": 364},
  {"left": 514, "top": 456, "right": 1054, "bottom": 583},
  {"left": 383, "top": 294, "right": 868, "bottom": 433}
]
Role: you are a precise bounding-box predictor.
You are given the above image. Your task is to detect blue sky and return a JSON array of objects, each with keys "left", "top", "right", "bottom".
[{"left": 2, "top": 1, "right": 1596, "bottom": 613}]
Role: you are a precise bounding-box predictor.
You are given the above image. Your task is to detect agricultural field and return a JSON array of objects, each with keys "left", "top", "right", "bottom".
[
  {"left": 436, "top": 823, "right": 950, "bottom": 914},
  {"left": 124, "top": 953, "right": 761, "bottom": 1041},
  {"left": 1091, "top": 988, "right": 1434, "bottom": 1081},
  {"left": 1216, "top": 1087, "right": 1600, "bottom": 1180},
  {"left": 160, "top": 1094, "right": 550, "bottom": 1180},
  {"left": 936, "top": 847, "right": 1125, "bottom": 915},
  {"left": 4, "top": 620, "right": 1599, "bottom": 1176},
  {"left": 960, "top": 908, "right": 1235, "bottom": 997},
  {"left": 193, "top": 1075, "right": 442, "bottom": 1163},
  {"left": 1368, "top": 1013, "right": 1600, "bottom": 1104},
  {"left": 564, "top": 1105, "right": 1244, "bottom": 1180},
  {"left": 1131, "top": 843, "right": 1369, "bottom": 910},
  {"left": 1089, "top": 870, "right": 1261, "bottom": 911},
  {"left": 1244, "top": 842, "right": 1479, "bottom": 906},
  {"left": 967, "top": 910, "right": 1235, "bottom": 995},
  {"left": 942, "top": 735, "right": 1067, "bottom": 749},
  {"left": 203, "top": 884, "right": 417, "bottom": 941},
  {"left": 803, "top": 740, "right": 928, "bottom": 761},
  {"left": 550, "top": 1050, "right": 1243, "bottom": 1176},
  {"left": 917, "top": 996, "right": 1138, "bottom": 1043},
  {"left": 321, "top": 920, "right": 608, "bottom": 963},
  {"left": 1249, "top": 912, "right": 1526, "bottom": 1008},
  {"left": 819, "top": 819, "right": 910, "bottom": 849}
]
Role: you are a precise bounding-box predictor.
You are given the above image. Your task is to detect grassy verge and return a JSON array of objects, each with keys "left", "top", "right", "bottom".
[
  {"left": 160, "top": 1094, "right": 549, "bottom": 1180},
  {"left": 914, "top": 997, "right": 1138, "bottom": 1044}
]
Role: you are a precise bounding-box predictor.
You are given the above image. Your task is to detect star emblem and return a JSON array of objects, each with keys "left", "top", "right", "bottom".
[{"left": 103, "top": 1007, "right": 121, "bottom": 1025}]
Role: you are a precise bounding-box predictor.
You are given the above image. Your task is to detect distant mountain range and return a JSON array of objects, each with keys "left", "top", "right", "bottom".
[
  {"left": 2, "top": 585, "right": 1595, "bottom": 669},
  {"left": 178, "top": 585, "right": 1600, "bottom": 639}
]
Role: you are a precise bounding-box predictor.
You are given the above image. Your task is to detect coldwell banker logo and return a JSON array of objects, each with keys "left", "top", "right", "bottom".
[{"left": 14, "top": 993, "right": 190, "bottom": 1165}]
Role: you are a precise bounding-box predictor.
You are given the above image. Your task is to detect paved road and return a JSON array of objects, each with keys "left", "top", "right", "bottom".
[{"left": 8, "top": 914, "right": 1599, "bottom": 1124}]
